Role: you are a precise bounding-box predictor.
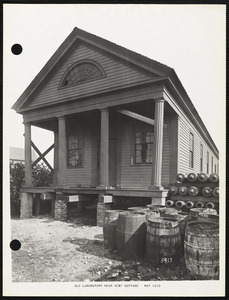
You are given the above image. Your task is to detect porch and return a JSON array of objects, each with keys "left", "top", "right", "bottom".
[{"left": 20, "top": 87, "right": 177, "bottom": 225}]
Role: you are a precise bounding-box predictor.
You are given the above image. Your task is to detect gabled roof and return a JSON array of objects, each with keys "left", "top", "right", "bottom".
[
  {"left": 11, "top": 27, "right": 218, "bottom": 156},
  {"left": 12, "top": 27, "right": 173, "bottom": 112}
]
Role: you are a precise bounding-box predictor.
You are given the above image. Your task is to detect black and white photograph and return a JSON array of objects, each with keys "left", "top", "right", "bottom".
[{"left": 3, "top": 4, "right": 226, "bottom": 297}]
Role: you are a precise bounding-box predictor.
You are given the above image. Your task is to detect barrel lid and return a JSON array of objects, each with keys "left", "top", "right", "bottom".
[
  {"left": 198, "top": 213, "right": 219, "bottom": 222},
  {"left": 128, "top": 206, "right": 149, "bottom": 211},
  {"left": 159, "top": 207, "right": 179, "bottom": 216},
  {"left": 147, "top": 217, "right": 179, "bottom": 228},
  {"left": 186, "top": 221, "right": 219, "bottom": 233},
  {"left": 190, "top": 208, "right": 217, "bottom": 215},
  {"left": 119, "top": 211, "right": 146, "bottom": 216},
  {"left": 105, "top": 210, "right": 124, "bottom": 214}
]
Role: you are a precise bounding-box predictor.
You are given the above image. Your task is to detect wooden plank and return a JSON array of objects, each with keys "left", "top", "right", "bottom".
[
  {"left": 23, "top": 84, "right": 164, "bottom": 122},
  {"left": 31, "top": 141, "right": 53, "bottom": 171},
  {"left": 116, "top": 109, "right": 155, "bottom": 126},
  {"left": 169, "top": 115, "right": 179, "bottom": 183},
  {"left": 32, "top": 143, "right": 54, "bottom": 166}
]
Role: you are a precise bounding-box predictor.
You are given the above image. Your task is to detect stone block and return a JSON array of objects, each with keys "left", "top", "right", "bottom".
[
  {"left": 151, "top": 197, "right": 166, "bottom": 206},
  {"left": 20, "top": 193, "right": 33, "bottom": 219}
]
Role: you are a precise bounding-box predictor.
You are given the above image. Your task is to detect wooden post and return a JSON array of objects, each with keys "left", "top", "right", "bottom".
[
  {"left": 58, "top": 116, "right": 66, "bottom": 186},
  {"left": 149, "top": 99, "right": 165, "bottom": 190},
  {"left": 24, "top": 122, "right": 32, "bottom": 186},
  {"left": 53, "top": 131, "right": 59, "bottom": 186},
  {"left": 99, "top": 108, "right": 109, "bottom": 187}
]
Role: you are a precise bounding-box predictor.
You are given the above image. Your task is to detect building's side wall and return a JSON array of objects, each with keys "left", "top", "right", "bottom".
[{"left": 178, "top": 116, "right": 219, "bottom": 175}]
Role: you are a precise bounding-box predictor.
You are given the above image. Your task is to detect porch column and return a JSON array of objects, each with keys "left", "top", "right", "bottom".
[
  {"left": 53, "top": 131, "right": 59, "bottom": 185},
  {"left": 24, "top": 122, "right": 32, "bottom": 186},
  {"left": 58, "top": 116, "right": 66, "bottom": 186},
  {"left": 99, "top": 108, "right": 109, "bottom": 187},
  {"left": 150, "top": 99, "right": 165, "bottom": 190}
]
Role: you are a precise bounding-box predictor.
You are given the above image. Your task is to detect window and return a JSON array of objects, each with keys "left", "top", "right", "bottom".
[
  {"left": 67, "top": 135, "right": 83, "bottom": 167},
  {"left": 61, "top": 62, "right": 104, "bottom": 87},
  {"left": 135, "top": 130, "right": 154, "bottom": 164},
  {"left": 200, "top": 144, "right": 203, "bottom": 172},
  {"left": 215, "top": 164, "right": 217, "bottom": 173},
  {"left": 207, "top": 151, "right": 209, "bottom": 174},
  {"left": 189, "top": 132, "right": 194, "bottom": 168},
  {"left": 211, "top": 156, "right": 213, "bottom": 173}
]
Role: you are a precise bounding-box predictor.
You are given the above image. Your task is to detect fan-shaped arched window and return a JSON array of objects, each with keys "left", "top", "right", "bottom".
[{"left": 61, "top": 61, "right": 104, "bottom": 87}]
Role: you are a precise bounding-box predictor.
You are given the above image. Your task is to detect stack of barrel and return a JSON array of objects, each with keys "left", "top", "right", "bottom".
[
  {"left": 103, "top": 206, "right": 182, "bottom": 268},
  {"left": 103, "top": 201, "right": 219, "bottom": 279},
  {"left": 166, "top": 172, "right": 219, "bottom": 213}
]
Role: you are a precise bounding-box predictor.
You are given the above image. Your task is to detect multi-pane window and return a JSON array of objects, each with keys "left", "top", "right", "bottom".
[
  {"left": 189, "top": 132, "right": 194, "bottom": 168},
  {"left": 135, "top": 131, "right": 154, "bottom": 164},
  {"left": 200, "top": 144, "right": 203, "bottom": 172},
  {"left": 207, "top": 151, "right": 209, "bottom": 174},
  {"left": 67, "top": 135, "right": 83, "bottom": 167}
]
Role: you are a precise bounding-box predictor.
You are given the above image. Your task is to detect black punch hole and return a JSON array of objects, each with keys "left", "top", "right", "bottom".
[
  {"left": 10, "top": 239, "right": 21, "bottom": 251},
  {"left": 11, "top": 44, "right": 23, "bottom": 55}
]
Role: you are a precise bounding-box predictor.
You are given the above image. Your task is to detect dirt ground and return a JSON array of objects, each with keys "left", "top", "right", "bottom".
[{"left": 11, "top": 215, "right": 207, "bottom": 282}]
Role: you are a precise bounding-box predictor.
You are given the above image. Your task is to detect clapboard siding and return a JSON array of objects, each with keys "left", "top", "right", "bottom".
[
  {"left": 178, "top": 117, "right": 219, "bottom": 174},
  {"left": 120, "top": 118, "right": 170, "bottom": 188},
  {"left": 162, "top": 122, "right": 170, "bottom": 185},
  {"left": 178, "top": 119, "right": 190, "bottom": 173},
  {"left": 66, "top": 122, "right": 93, "bottom": 187},
  {"left": 29, "top": 44, "right": 153, "bottom": 108}
]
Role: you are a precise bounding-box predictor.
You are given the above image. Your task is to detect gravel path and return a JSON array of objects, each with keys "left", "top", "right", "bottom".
[
  {"left": 11, "top": 216, "right": 121, "bottom": 282},
  {"left": 11, "top": 216, "right": 208, "bottom": 282}
]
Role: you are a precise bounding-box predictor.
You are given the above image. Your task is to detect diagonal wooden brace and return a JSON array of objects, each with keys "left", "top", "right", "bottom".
[{"left": 31, "top": 141, "right": 54, "bottom": 171}]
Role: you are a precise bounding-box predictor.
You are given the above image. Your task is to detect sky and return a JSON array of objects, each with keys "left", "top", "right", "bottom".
[{"left": 3, "top": 4, "right": 226, "bottom": 165}]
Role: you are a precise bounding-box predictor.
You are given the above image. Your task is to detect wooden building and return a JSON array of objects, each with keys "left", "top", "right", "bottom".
[{"left": 12, "top": 27, "right": 219, "bottom": 225}]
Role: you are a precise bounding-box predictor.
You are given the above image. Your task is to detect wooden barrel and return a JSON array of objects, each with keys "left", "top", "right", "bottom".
[
  {"left": 176, "top": 173, "right": 186, "bottom": 182},
  {"left": 189, "top": 208, "right": 217, "bottom": 220},
  {"left": 209, "top": 173, "right": 219, "bottom": 183},
  {"left": 197, "top": 172, "right": 208, "bottom": 182},
  {"left": 175, "top": 200, "right": 186, "bottom": 208},
  {"left": 185, "top": 201, "right": 194, "bottom": 209},
  {"left": 164, "top": 212, "right": 191, "bottom": 256},
  {"left": 128, "top": 206, "right": 149, "bottom": 212},
  {"left": 116, "top": 211, "right": 147, "bottom": 259},
  {"left": 159, "top": 207, "right": 179, "bottom": 217},
  {"left": 198, "top": 213, "right": 219, "bottom": 223},
  {"left": 187, "top": 173, "right": 197, "bottom": 182},
  {"left": 212, "top": 187, "right": 219, "bottom": 198},
  {"left": 146, "top": 204, "right": 165, "bottom": 212},
  {"left": 169, "top": 186, "right": 178, "bottom": 195},
  {"left": 184, "top": 221, "right": 219, "bottom": 279},
  {"left": 103, "top": 210, "right": 124, "bottom": 250},
  {"left": 146, "top": 211, "right": 160, "bottom": 222},
  {"left": 178, "top": 186, "right": 188, "bottom": 196},
  {"left": 146, "top": 217, "right": 181, "bottom": 267},
  {"left": 165, "top": 200, "right": 174, "bottom": 207},
  {"left": 195, "top": 201, "right": 205, "bottom": 208}
]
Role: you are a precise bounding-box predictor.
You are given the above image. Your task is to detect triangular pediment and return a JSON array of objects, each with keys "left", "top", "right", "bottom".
[{"left": 12, "top": 28, "right": 172, "bottom": 112}]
